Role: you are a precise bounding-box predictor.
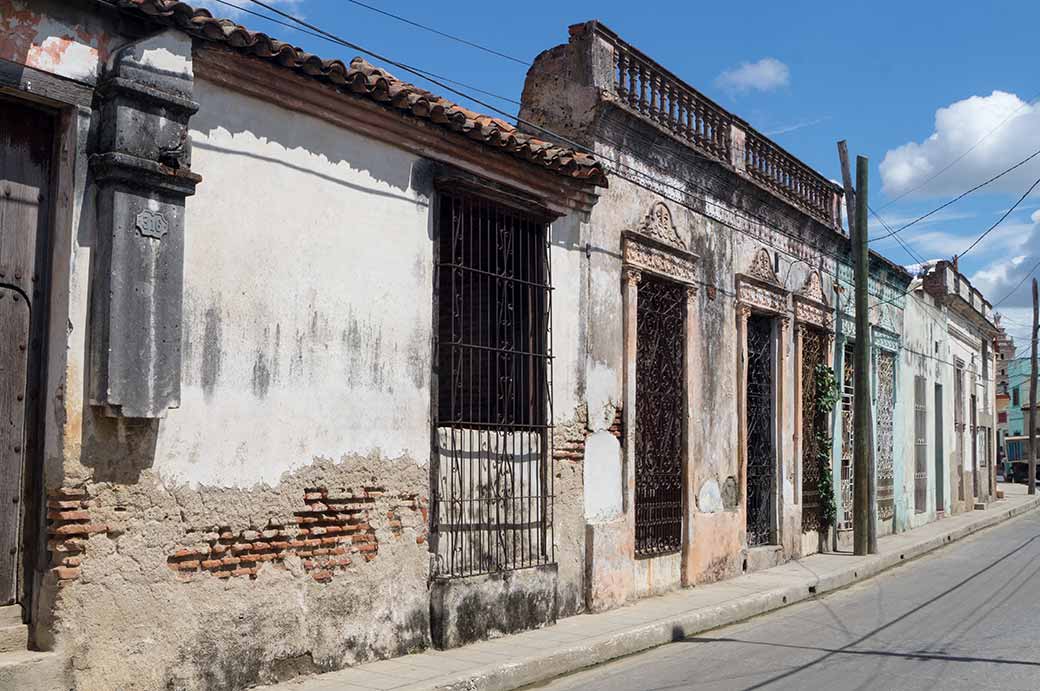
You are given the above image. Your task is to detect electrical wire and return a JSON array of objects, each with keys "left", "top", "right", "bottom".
[
  {"left": 225, "top": 0, "right": 1033, "bottom": 334},
  {"left": 870, "top": 146, "right": 1040, "bottom": 243},
  {"left": 994, "top": 257, "right": 1040, "bottom": 308},
  {"left": 870, "top": 172, "right": 1040, "bottom": 314},
  {"left": 869, "top": 205, "right": 928, "bottom": 267},
  {"left": 232, "top": 0, "right": 933, "bottom": 315},
  {"left": 958, "top": 175, "right": 1040, "bottom": 260},
  {"left": 210, "top": 0, "right": 523, "bottom": 105},
  {"left": 191, "top": 0, "right": 1008, "bottom": 380},
  {"left": 879, "top": 95, "right": 1039, "bottom": 210},
  {"left": 341, "top": 0, "right": 529, "bottom": 65}
]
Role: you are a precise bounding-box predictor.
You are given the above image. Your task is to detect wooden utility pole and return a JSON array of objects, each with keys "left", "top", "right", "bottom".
[
  {"left": 852, "top": 155, "right": 874, "bottom": 555},
  {"left": 838, "top": 142, "right": 877, "bottom": 554},
  {"left": 837, "top": 141, "right": 856, "bottom": 236},
  {"left": 1029, "top": 278, "right": 1038, "bottom": 495}
]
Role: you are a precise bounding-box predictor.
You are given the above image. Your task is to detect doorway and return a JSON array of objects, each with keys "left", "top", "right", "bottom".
[
  {"left": 934, "top": 383, "right": 944, "bottom": 513},
  {"left": 0, "top": 97, "right": 54, "bottom": 609},
  {"left": 634, "top": 275, "right": 686, "bottom": 556},
  {"left": 745, "top": 313, "right": 776, "bottom": 547}
]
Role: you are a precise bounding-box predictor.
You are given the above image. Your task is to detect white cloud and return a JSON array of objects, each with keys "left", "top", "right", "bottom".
[
  {"left": 969, "top": 212, "right": 1040, "bottom": 310},
  {"left": 879, "top": 91, "right": 1040, "bottom": 198},
  {"left": 715, "top": 58, "right": 790, "bottom": 93}
]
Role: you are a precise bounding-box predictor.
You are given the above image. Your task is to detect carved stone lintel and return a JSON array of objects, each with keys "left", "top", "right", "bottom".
[
  {"left": 623, "top": 233, "right": 697, "bottom": 284},
  {"left": 737, "top": 279, "right": 787, "bottom": 315}
]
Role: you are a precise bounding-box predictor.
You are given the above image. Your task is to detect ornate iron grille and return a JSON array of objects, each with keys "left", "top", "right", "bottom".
[
  {"left": 746, "top": 314, "right": 775, "bottom": 547},
  {"left": 839, "top": 343, "right": 855, "bottom": 531},
  {"left": 955, "top": 368, "right": 965, "bottom": 502},
  {"left": 432, "top": 191, "right": 554, "bottom": 578},
  {"left": 971, "top": 395, "right": 979, "bottom": 498},
  {"left": 914, "top": 375, "right": 928, "bottom": 513},
  {"left": 800, "top": 328, "right": 827, "bottom": 533},
  {"left": 634, "top": 276, "right": 685, "bottom": 556},
  {"left": 876, "top": 351, "right": 896, "bottom": 521}
]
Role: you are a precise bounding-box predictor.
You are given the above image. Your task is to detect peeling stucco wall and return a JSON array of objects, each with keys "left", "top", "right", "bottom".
[
  {"left": 19, "top": 10, "right": 601, "bottom": 678},
  {"left": 0, "top": 0, "right": 119, "bottom": 84}
]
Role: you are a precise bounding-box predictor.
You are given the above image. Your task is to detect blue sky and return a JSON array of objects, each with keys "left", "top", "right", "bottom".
[{"left": 205, "top": 0, "right": 1040, "bottom": 347}]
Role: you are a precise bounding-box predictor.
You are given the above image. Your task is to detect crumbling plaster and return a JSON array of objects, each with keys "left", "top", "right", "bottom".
[
  {"left": 0, "top": 0, "right": 121, "bottom": 84},
  {"left": 34, "top": 35, "right": 597, "bottom": 687}
]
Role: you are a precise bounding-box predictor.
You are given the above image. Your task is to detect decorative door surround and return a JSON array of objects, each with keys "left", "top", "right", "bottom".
[{"left": 621, "top": 202, "right": 699, "bottom": 578}]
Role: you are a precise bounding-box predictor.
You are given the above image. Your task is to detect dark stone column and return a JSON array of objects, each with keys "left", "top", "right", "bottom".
[{"left": 89, "top": 31, "right": 201, "bottom": 419}]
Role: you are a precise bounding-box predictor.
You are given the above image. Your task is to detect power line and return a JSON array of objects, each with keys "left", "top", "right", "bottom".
[
  {"left": 203, "top": 0, "right": 990, "bottom": 379},
  {"left": 341, "top": 0, "right": 529, "bottom": 65},
  {"left": 868, "top": 205, "right": 927, "bottom": 267},
  {"left": 228, "top": 0, "right": 920, "bottom": 307},
  {"left": 210, "top": 0, "right": 523, "bottom": 105},
  {"left": 958, "top": 174, "right": 1040, "bottom": 259},
  {"left": 870, "top": 146, "right": 1040, "bottom": 243},
  {"left": 994, "top": 257, "right": 1040, "bottom": 307},
  {"left": 879, "top": 95, "right": 1039, "bottom": 210}
]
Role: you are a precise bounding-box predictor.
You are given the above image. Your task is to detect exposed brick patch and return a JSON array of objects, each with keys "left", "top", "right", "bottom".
[
  {"left": 553, "top": 405, "right": 622, "bottom": 462},
  {"left": 608, "top": 406, "right": 623, "bottom": 441},
  {"left": 554, "top": 404, "right": 591, "bottom": 463},
  {"left": 46, "top": 487, "right": 107, "bottom": 585},
  {"left": 167, "top": 487, "right": 427, "bottom": 582}
]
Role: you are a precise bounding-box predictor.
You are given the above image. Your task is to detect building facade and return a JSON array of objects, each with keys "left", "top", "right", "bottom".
[
  {"left": 519, "top": 21, "right": 912, "bottom": 609},
  {"left": 0, "top": 1, "right": 608, "bottom": 688},
  {"left": 0, "top": 3, "right": 1007, "bottom": 690}
]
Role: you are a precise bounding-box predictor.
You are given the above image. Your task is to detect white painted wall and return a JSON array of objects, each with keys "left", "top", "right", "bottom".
[{"left": 155, "top": 79, "right": 434, "bottom": 487}]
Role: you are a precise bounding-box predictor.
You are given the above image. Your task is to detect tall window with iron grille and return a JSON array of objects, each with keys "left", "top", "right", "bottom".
[{"left": 431, "top": 190, "right": 555, "bottom": 578}]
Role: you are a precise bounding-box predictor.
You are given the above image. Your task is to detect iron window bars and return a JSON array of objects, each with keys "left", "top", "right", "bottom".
[
  {"left": 876, "top": 351, "right": 896, "bottom": 521},
  {"left": 431, "top": 190, "right": 554, "bottom": 578},
  {"left": 800, "top": 327, "right": 827, "bottom": 532},
  {"left": 914, "top": 375, "right": 928, "bottom": 513},
  {"left": 634, "top": 275, "right": 686, "bottom": 556}
]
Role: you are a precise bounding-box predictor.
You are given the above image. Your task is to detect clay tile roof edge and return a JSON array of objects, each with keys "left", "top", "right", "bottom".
[{"left": 112, "top": 0, "right": 608, "bottom": 187}]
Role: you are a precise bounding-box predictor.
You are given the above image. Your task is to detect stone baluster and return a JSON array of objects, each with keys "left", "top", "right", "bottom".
[
  {"left": 628, "top": 59, "right": 638, "bottom": 108},
  {"left": 638, "top": 64, "right": 648, "bottom": 114},
  {"left": 615, "top": 50, "right": 628, "bottom": 99}
]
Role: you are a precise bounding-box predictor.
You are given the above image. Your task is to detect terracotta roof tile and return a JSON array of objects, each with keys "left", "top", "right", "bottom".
[{"left": 113, "top": 0, "right": 608, "bottom": 187}]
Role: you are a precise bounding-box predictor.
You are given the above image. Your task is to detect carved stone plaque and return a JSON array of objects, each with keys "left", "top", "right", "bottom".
[{"left": 135, "top": 209, "right": 169, "bottom": 240}]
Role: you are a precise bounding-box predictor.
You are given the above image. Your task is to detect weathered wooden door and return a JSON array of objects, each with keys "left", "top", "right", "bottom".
[{"left": 1, "top": 98, "right": 53, "bottom": 606}]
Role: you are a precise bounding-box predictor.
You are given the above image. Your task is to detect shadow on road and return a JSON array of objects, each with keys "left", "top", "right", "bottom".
[{"left": 679, "top": 530, "right": 1040, "bottom": 690}]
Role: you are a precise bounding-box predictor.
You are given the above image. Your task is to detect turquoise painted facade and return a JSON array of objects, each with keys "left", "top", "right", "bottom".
[{"left": 1006, "top": 357, "right": 1033, "bottom": 437}]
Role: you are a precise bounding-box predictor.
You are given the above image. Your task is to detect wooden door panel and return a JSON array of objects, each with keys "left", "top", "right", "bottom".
[
  {"left": 0, "top": 98, "right": 53, "bottom": 606},
  {"left": 0, "top": 103, "right": 50, "bottom": 300},
  {"left": 0, "top": 290, "right": 30, "bottom": 604}
]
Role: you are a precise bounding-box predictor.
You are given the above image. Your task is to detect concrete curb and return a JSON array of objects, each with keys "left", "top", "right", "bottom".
[{"left": 427, "top": 496, "right": 1040, "bottom": 691}]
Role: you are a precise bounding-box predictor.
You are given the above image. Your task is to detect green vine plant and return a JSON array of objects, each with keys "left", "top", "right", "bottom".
[{"left": 813, "top": 363, "right": 840, "bottom": 529}]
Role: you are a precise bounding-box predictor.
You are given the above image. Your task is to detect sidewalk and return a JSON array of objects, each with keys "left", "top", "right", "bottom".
[{"left": 266, "top": 484, "right": 1039, "bottom": 691}]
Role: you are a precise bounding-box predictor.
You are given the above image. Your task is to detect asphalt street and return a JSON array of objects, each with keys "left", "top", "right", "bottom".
[{"left": 537, "top": 509, "right": 1040, "bottom": 691}]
